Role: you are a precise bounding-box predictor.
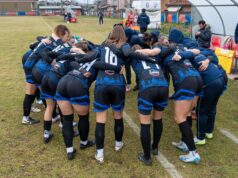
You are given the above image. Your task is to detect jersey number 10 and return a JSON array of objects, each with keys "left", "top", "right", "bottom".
[{"left": 105, "top": 47, "right": 118, "bottom": 65}]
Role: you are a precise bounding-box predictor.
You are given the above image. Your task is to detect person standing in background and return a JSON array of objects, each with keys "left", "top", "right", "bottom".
[
  {"left": 235, "top": 23, "right": 238, "bottom": 44},
  {"left": 98, "top": 11, "right": 104, "bottom": 25},
  {"left": 127, "top": 10, "right": 134, "bottom": 28},
  {"left": 195, "top": 20, "right": 212, "bottom": 48},
  {"left": 137, "top": 9, "right": 150, "bottom": 33}
]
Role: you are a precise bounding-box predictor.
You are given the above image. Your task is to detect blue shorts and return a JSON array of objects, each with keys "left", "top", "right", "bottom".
[
  {"left": 94, "top": 85, "right": 125, "bottom": 112},
  {"left": 138, "top": 86, "right": 168, "bottom": 115}
]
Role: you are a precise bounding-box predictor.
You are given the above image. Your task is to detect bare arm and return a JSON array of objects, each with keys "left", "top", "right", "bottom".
[{"left": 135, "top": 48, "right": 161, "bottom": 57}]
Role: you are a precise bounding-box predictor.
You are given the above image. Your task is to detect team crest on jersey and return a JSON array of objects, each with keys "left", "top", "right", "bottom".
[
  {"left": 105, "top": 70, "right": 115, "bottom": 75},
  {"left": 183, "top": 60, "right": 192, "bottom": 67},
  {"left": 149, "top": 69, "right": 160, "bottom": 76}
]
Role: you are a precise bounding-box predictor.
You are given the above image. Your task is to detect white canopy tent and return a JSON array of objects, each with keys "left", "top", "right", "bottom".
[{"left": 188, "top": 0, "right": 238, "bottom": 37}]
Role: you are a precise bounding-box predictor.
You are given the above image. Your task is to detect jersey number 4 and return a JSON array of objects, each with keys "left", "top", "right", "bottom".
[{"left": 105, "top": 47, "right": 118, "bottom": 65}]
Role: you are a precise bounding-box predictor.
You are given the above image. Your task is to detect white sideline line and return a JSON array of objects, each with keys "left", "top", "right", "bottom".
[
  {"left": 123, "top": 112, "right": 183, "bottom": 178},
  {"left": 40, "top": 16, "right": 53, "bottom": 32},
  {"left": 220, "top": 129, "right": 238, "bottom": 144}
]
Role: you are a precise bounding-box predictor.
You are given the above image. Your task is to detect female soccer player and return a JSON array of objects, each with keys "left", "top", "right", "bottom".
[
  {"left": 130, "top": 45, "right": 169, "bottom": 165},
  {"left": 135, "top": 28, "right": 203, "bottom": 164},
  {"left": 94, "top": 25, "right": 130, "bottom": 163}
]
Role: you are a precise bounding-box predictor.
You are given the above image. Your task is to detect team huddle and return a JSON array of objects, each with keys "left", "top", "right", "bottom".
[{"left": 21, "top": 24, "right": 227, "bottom": 165}]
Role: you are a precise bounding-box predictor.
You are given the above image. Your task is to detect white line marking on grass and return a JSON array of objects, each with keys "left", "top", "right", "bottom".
[
  {"left": 40, "top": 16, "right": 53, "bottom": 32},
  {"left": 220, "top": 129, "right": 238, "bottom": 144},
  {"left": 123, "top": 112, "right": 183, "bottom": 178}
]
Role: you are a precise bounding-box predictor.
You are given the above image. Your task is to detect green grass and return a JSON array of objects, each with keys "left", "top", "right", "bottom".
[{"left": 0, "top": 16, "right": 238, "bottom": 178}]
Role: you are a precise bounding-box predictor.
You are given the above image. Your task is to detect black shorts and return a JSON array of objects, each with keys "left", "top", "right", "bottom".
[
  {"left": 94, "top": 85, "right": 125, "bottom": 112},
  {"left": 55, "top": 75, "right": 90, "bottom": 106},
  {"left": 138, "top": 86, "right": 169, "bottom": 115},
  {"left": 41, "top": 71, "right": 61, "bottom": 100},
  {"left": 171, "top": 76, "right": 203, "bottom": 101}
]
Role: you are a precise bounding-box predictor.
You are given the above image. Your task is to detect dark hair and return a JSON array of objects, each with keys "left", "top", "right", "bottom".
[
  {"left": 142, "top": 8, "right": 146, "bottom": 13},
  {"left": 198, "top": 20, "right": 206, "bottom": 25},
  {"left": 54, "top": 24, "right": 70, "bottom": 38},
  {"left": 143, "top": 33, "right": 152, "bottom": 43}
]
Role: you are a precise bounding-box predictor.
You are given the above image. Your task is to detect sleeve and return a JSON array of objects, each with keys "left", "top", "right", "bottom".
[
  {"left": 121, "top": 44, "right": 131, "bottom": 57},
  {"left": 147, "top": 15, "right": 150, "bottom": 25},
  {"left": 178, "top": 51, "right": 196, "bottom": 60},
  {"left": 36, "top": 36, "right": 47, "bottom": 42},
  {"left": 199, "top": 29, "right": 212, "bottom": 41},
  {"left": 159, "top": 47, "right": 175, "bottom": 58},
  {"left": 39, "top": 47, "right": 54, "bottom": 64},
  {"left": 75, "top": 50, "right": 99, "bottom": 63},
  {"left": 56, "top": 53, "right": 79, "bottom": 62},
  {"left": 92, "top": 61, "right": 121, "bottom": 73},
  {"left": 29, "top": 41, "right": 40, "bottom": 50},
  {"left": 235, "top": 23, "right": 238, "bottom": 44}
]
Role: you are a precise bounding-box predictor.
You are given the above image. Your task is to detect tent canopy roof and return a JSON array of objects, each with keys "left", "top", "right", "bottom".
[{"left": 188, "top": 0, "right": 238, "bottom": 36}]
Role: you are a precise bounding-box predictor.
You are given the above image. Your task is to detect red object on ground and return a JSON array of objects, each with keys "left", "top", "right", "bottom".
[
  {"left": 70, "top": 17, "right": 77, "bottom": 23},
  {"left": 7, "top": 12, "right": 16, "bottom": 16},
  {"left": 211, "top": 36, "right": 221, "bottom": 50},
  {"left": 27, "top": 11, "right": 35, "bottom": 16}
]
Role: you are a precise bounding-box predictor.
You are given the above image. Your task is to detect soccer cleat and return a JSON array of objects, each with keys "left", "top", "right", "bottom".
[
  {"left": 205, "top": 133, "right": 213, "bottom": 139},
  {"left": 22, "top": 117, "right": 40, "bottom": 125},
  {"left": 73, "top": 122, "right": 78, "bottom": 127},
  {"left": 52, "top": 114, "right": 61, "bottom": 123},
  {"left": 31, "top": 106, "right": 41, "bottom": 113},
  {"left": 67, "top": 149, "right": 76, "bottom": 160},
  {"left": 194, "top": 137, "right": 206, "bottom": 145},
  {"left": 36, "top": 99, "right": 43, "bottom": 105},
  {"left": 43, "top": 134, "right": 53, "bottom": 144},
  {"left": 126, "top": 85, "right": 131, "bottom": 92},
  {"left": 95, "top": 153, "right": 104, "bottom": 164},
  {"left": 179, "top": 151, "right": 201, "bottom": 164},
  {"left": 115, "top": 142, "right": 124, "bottom": 151},
  {"left": 151, "top": 146, "right": 158, "bottom": 156},
  {"left": 133, "top": 85, "right": 139, "bottom": 91},
  {"left": 172, "top": 141, "right": 189, "bottom": 152},
  {"left": 59, "top": 122, "right": 63, "bottom": 128},
  {"left": 138, "top": 153, "right": 152, "bottom": 166},
  {"left": 80, "top": 140, "right": 95, "bottom": 150}
]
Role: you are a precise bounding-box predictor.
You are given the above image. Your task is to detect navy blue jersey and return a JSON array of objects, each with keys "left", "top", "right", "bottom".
[
  {"left": 24, "top": 37, "right": 63, "bottom": 71},
  {"left": 191, "top": 55, "right": 224, "bottom": 86},
  {"left": 34, "top": 42, "right": 72, "bottom": 78},
  {"left": 68, "top": 60, "right": 97, "bottom": 88},
  {"left": 131, "top": 59, "right": 168, "bottom": 91},
  {"left": 160, "top": 45, "right": 200, "bottom": 86},
  {"left": 22, "top": 50, "right": 33, "bottom": 65},
  {"left": 51, "top": 60, "right": 73, "bottom": 77},
  {"left": 95, "top": 45, "right": 127, "bottom": 86}
]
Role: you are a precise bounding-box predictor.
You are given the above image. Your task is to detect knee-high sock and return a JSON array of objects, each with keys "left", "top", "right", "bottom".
[
  {"left": 95, "top": 122, "right": 105, "bottom": 149},
  {"left": 23, "top": 94, "right": 35, "bottom": 117},
  {"left": 114, "top": 118, "right": 124, "bottom": 142},
  {"left": 78, "top": 113, "right": 89, "bottom": 141},
  {"left": 62, "top": 114, "right": 74, "bottom": 148},
  {"left": 152, "top": 119, "right": 163, "bottom": 149},
  {"left": 140, "top": 124, "right": 151, "bottom": 160}
]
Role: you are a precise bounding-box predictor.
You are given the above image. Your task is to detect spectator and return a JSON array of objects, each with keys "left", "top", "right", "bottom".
[
  {"left": 98, "top": 11, "right": 104, "bottom": 25},
  {"left": 235, "top": 23, "right": 238, "bottom": 44},
  {"left": 195, "top": 20, "right": 212, "bottom": 48},
  {"left": 137, "top": 9, "right": 150, "bottom": 33},
  {"left": 127, "top": 10, "right": 134, "bottom": 27}
]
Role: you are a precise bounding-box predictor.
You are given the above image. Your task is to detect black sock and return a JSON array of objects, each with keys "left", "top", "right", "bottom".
[
  {"left": 23, "top": 94, "right": 35, "bottom": 117},
  {"left": 140, "top": 124, "right": 151, "bottom": 160},
  {"left": 78, "top": 113, "right": 89, "bottom": 142},
  {"left": 152, "top": 119, "right": 163, "bottom": 149},
  {"left": 95, "top": 122, "right": 105, "bottom": 149},
  {"left": 36, "top": 88, "right": 41, "bottom": 100},
  {"left": 114, "top": 118, "right": 124, "bottom": 142},
  {"left": 179, "top": 121, "right": 196, "bottom": 151},
  {"left": 44, "top": 120, "right": 52, "bottom": 131},
  {"left": 62, "top": 114, "right": 74, "bottom": 148},
  {"left": 187, "top": 116, "right": 193, "bottom": 128}
]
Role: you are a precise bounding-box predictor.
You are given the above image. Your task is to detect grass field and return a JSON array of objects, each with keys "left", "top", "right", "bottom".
[{"left": 0, "top": 16, "right": 238, "bottom": 178}]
